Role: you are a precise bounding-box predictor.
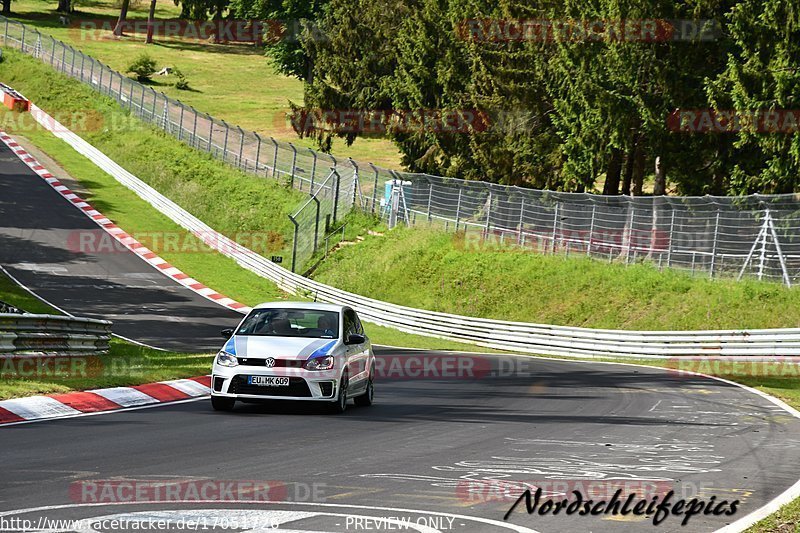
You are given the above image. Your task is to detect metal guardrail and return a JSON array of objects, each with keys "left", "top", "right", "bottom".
[
  {"left": 0, "top": 313, "right": 112, "bottom": 354},
  {"left": 29, "top": 105, "right": 800, "bottom": 360}
]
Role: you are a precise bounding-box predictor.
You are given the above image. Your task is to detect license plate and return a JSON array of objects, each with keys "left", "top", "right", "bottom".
[{"left": 247, "top": 376, "right": 290, "bottom": 386}]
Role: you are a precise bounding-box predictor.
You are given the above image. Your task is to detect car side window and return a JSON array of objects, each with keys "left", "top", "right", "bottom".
[{"left": 343, "top": 309, "right": 357, "bottom": 337}]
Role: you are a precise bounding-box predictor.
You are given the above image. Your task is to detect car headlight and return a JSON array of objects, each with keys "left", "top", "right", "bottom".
[
  {"left": 304, "top": 355, "right": 334, "bottom": 371},
  {"left": 216, "top": 351, "right": 238, "bottom": 367}
]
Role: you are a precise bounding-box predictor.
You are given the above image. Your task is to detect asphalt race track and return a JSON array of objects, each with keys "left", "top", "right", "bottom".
[
  {"left": 1, "top": 138, "right": 800, "bottom": 533},
  {"left": 0, "top": 141, "right": 242, "bottom": 350}
]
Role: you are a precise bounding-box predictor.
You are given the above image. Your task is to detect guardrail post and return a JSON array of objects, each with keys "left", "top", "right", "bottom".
[
  {"left": 271, "top": 138, "right": 279, "bottom": 178},
  {"left": 289, "top": 143, "right": 298, "bottom": 188},
  {"left": 254, "top": 132, "right": 262, "bottom": 173},
  {"left": 309, "top": 148, "right": 317, "bottom": 193},
  {"left": 237, "top": 126, "right": 245, "bottom": 170},
  {"left": 289, "top": 214, "right": 299, "bottom": 273},
  {"left": 709, "top": 211, "right": 720, "bottom": 278}
]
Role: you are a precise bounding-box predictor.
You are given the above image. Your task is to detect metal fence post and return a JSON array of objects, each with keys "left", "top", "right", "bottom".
[
  {"left": 587, "top": 203, "right": 596, "bottom": 256},
  {"left": 757, "top": 209, "right": 768, "bottom": 281},
  {"left": 484, "top": 188, "right": 492, "bottom": 237},
  {"left": 50, "top": 38, "right": 56, "bottom": 66},
  {"left": 551, "top": 201, "right": 559, "bottom": 253},
  {"left": 190, "top": 107, "right": 198, "bottom": 147},
  {"left": 221, "top": 120, "right": 230, "bottom": 161},
  {"left": 79, "top": 52, "right": 85, "bottom": 81},
  {"left": 709, "top": 211, "right": 720, "bottom": 278},
  {"left": 237, "top": 126, "right": 245, "bottom": 169},
  {"left": 289, "top": 143, "right": 297, "bottom": 188},
  {"left": 309, "top": 149, "right": 317, "bottom": 193},
  {"left": 370, "top": 164, "right": 380, "bottom": 214},
  {"left": 332, "top": 168, "right": 341, "bottom": 223},
  {"left": 19, "top": 23, "right": 24, "bottom": 52},
  {"left": 289, "top": 215, "right": 299, "bottom": 273},
  {"left": 271, "top": 138, "right": 279, "bottom": 178},
  {"left": 667, "top": 210, "right": 675, "bottom": 267},
  {"left": 254, "top": 133, "right": 262, "bottom": 173},
  {"left": 518, "top": 198, "right": 525, "bottom": 246},
  {"left": 177, "top": 103, "right": 185, "bottom": 141},
  {"left": 140, "top": 86, "right": 147, "bottom": 118},
  {"left": 89, "top": 56, "right": 94, "bottom": 83},
  {"left": 427, "top": 181, "right": 433, "bottom": 222},
  {"left": 349, "top": 158, "right": 359, "bottom": 207},
  {"left": 624, "top": 207, "right": 634, "bottom": 263},
  {"left": 312, "top": 196, "right": 321, "bottom": 254},
  {"left": 204, "top": 115, "right": 212, "bottom": 151},
  {"left": 455, "top": 189, "right": 462, "bottom": 231}
]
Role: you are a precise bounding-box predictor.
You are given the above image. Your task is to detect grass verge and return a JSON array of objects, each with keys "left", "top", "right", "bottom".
[{"left": 312, "top": 226, "right": 800, "bottom": 330}]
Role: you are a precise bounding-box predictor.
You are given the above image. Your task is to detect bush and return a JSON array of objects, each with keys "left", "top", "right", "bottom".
[
  {"left": 172, "top": 67, "right": 189, "bottom": 90},
  {"left": 126, "top": 54, "right": 157, "bottom": 82}
]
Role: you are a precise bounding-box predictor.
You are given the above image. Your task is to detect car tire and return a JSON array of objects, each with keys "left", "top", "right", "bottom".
[
  {"left": 354, "top": 373, "right": 374, "bottom": 407},
  {"left": 331, "top": 374, "right": 348, "bottom": 414},
  {"left": 211, "top": 395, "right": 235, "bottom": 411}
]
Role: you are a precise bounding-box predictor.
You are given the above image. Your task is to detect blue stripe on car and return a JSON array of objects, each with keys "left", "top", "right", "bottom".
[
  {"left": 306, "top": 340, "right": 337, "bottom": 360},
  {"left": 224, "top": 336, "right": 236, "bottom": 355}
]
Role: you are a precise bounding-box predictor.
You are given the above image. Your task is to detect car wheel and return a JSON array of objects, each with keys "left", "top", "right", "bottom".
[
  {"left": 332, "top": 374, "right": 348, "bottom": 413},
  {"left": 354, "top": 374, "right": 374, "bottom": 407},
  {"left": 211, "top": 395, "right": 235, "bottom": 411}
]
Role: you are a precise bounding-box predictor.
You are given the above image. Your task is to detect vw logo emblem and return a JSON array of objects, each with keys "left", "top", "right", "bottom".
[{"left": 264, "top": 357, "right": 276, "bottom": 368}]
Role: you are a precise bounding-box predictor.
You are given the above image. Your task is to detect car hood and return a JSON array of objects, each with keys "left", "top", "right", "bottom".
[{"left": 222, "top": 335, "right": 338, "bottom": 360}]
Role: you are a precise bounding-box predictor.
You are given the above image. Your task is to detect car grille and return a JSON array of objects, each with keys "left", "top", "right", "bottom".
[
  {"left": 229, "top": 375, "right": 311, "bottom": 397},
  {"left": 237, "top": 358, "right": 304, "bottom": 368}
]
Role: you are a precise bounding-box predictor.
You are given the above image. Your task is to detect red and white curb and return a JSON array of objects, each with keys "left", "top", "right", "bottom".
[
  {"left": 0, "top": 376, "right": 211, "bottom": 425},
  {"left": 0, "top": 131, "right": 250, "bottom": 314}
]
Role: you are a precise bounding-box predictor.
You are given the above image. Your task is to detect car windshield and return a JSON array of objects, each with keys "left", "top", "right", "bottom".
[{"left": 235, "top": 308, "right": 339, "bottom": 338}]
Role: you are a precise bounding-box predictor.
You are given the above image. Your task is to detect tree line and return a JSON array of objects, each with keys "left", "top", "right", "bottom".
[
  {"left": 15, "top": 0, "right": 799, "bottom": 195},
  {"left": 239, "top": 0, "right": 800, "bottom": 196}
]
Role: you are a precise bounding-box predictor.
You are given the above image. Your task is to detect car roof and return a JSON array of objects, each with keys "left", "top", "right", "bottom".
[{"left": 252, "top": 301, "right": 345, "bottom": 313}]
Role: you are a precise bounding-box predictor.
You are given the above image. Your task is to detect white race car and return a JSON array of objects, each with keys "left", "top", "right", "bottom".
[{"left": 210, "top": 302, "right": 375, "bottom": 413}]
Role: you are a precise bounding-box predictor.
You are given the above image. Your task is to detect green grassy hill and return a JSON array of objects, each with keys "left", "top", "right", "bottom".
[{"left": 312, "top": 226, "right": 800, "bottom": 330}]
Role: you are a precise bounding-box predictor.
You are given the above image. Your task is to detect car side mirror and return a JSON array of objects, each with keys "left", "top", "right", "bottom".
[
  {"left": 346, "top": 333, "right": 366, "bottom": 345},
  {"left": 221, "top": 328, "right": 234, "bottom": 338}
]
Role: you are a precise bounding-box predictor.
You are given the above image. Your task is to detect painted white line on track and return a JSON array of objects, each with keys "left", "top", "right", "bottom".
[{"left": 0, "top": 501, "right": 541, "bottom": 533}]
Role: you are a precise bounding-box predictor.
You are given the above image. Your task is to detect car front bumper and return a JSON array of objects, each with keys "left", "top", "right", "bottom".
[{"left": 211, "top": 364, "right": 341, "bottom": 402}]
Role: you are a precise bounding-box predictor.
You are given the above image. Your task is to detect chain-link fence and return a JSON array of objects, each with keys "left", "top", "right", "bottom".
[
  {"left": 6, "top": 15, "right": 800, "bottom": 284},
  {"left": 384, "top": 175, "right": 800, "bottom": 285}
]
